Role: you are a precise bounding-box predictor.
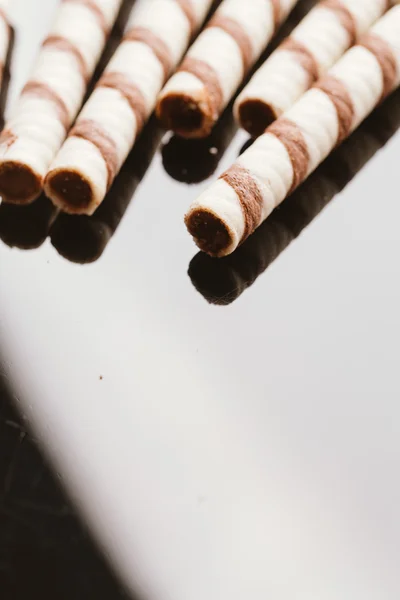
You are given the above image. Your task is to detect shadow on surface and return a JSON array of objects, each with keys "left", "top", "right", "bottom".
[
  {"left": 162, "top": 104, "right": 236, "bottom": 184},
  {"left": 189, "top": 89, "right": 400, "bottom": 305},
  {"left": 0, "top": 372, "right": 134, "bottom": 599}
]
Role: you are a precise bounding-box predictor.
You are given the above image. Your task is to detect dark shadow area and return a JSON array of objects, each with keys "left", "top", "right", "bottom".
[
  {"left": 50, "top": 117, "right": 163, "bottom": 264},
  {"left": 162, "top": 104, "right": 236, "bottom": 183},
  {"left": 0, "top": 195, "right": 58, "bottom": 249},
  {"left": 0, "top": 373, "right": 134, "bottom": 599},
  {"left": 189, "top": 89, "right": 400, "bottom": 305}
]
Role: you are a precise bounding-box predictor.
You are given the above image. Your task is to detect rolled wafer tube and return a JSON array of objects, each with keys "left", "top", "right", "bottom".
[
  {"left": 44, "top": 0, "right": 215, "bottom": 216},
  {"left": 156, "top": 0, "right": 301, "bottom": 139},
  {"left": 0, "top": 0, "right": 125, "bottom": 205},
  {"left": 50, "top": 118, "right": 163, "bottom": 264},
  {"left": 234, "top": 0, "right": 391, "bottom": 137},
  {"left": 189, "top": 88, "right": 400, "bottom": 304},
  {"left": 185, "top": 6, "right": 400, "bottom": 257}
]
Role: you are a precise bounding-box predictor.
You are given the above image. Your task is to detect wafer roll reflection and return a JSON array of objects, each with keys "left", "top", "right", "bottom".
[
  {"left": 44, "top": 0, "right": 214, "bottom": 216},
  {"left": 157, "top": 0, "right": 301, "bottom": 139},
  {"left": 0, "top": 196, "right": 58, "bottom": 250},
  {"left": 0, "top": 0, "right": 125, "bottom": 205},
  {"left": 189, "top": 88, "right": 400, "bottom": 304},
  {"left": 186, "top": 6, "right": 400, "bottom": 257},
  {"left": 162, "top": 105, "right": 237, "bottom": 183},
  {"left": 235, "top": 0, "right": 390, "bottom": 137},
  {"left": 50, "top": 118, "right": 163, "bottom": 263}
]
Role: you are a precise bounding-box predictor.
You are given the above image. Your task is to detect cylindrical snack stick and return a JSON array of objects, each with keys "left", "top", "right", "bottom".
[
  {"left": 0, "top": 0, "right": 124, "bottom": 205},
  {"left": 157, "top": 0, "right": 301, "bottom": 139},
  {"left": 44, "top": 0, "right": 214, "bottom": 215},
  {"left": 234, "top": 0, "right": 390, "bottom": 137},
  {"left": 185, "top": 6, "right": 400, "bottom": 256},
  {"left": 189, "top": 88, "right": 400, "bottom": 304}
]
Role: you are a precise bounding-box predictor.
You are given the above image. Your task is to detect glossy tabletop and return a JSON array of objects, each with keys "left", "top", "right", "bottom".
[{"left": 0, "top": 1, "right": 399, "bottom": 599}]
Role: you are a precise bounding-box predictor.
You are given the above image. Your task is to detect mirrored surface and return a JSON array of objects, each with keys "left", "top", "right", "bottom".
[{"left": 1, "top": 1, "right": 400, "bottom": 600}]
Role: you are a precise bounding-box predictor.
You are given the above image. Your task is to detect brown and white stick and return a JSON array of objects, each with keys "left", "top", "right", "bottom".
[
  {"left": 0, "top": 0, "right": 124, "bottom": 205},
  {"left": 234, "top": 0, "right": 390, "bottom": 137},
  {"left": 189, "top": 88, "right": 400, "bottom": 304},
  {"left": 157, "top": 0, "right": 301, "bottom": 139},
  {"left": 185, "top": 6, "right": 400, "bottom": 257},
  {"left": 44, "top": 0, "right": 214, "bottom": 215}
]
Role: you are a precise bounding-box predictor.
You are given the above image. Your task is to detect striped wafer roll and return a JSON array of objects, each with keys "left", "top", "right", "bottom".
[
  {"left": 156, "top": 0, "right": 301, "bottom": 139},
  {"left": 189, "top": 87, "right": 400, "bottom": 304},
  {"left": 0, "top": 0, "right": 124, "bottom": 205},
  {"left": 234, "top": 0, "right": 390, "bottom": 137},
  {"left": 185, "top": 6, "right": 400, "bottom": 257},
  {"left": 50, "top": 118, "right": 163, "bottom": 263},
  {"left": 44, "top": 0, "right": 214, "bottom": 215}
]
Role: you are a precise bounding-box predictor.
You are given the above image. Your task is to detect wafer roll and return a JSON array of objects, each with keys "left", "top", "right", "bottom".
[
  {"left": 44, "top": 0, "right": 214, "bottom": 215},
  {"left": 235, "top": 0, "right": 390, "bottom": 137},
  {"left": 157, "top": 0, "right": 301, "bottom": 138},
  {"left": 186, "top": 6, "right": 400, "bottom": 257},
  {"left": 0, "top": 0, "right": 124, "bottom": 205},
  {"left": 50, "top": 118, "right": 163, "bottom": 263},
  {"left": 190, "top": 88, "right": 400, "bottom": 303}
]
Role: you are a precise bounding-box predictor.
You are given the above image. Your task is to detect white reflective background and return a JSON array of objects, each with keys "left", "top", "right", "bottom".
[{"left": 1, "top": 1, "right": 399, "bottom": 599}]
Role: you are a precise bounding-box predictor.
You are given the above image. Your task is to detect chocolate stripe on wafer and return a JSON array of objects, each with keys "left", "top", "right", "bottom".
[
  {"left": 281, "top": 37, "right": 319, "bottom": 85},
  {"left": 175, "top": 0, "right": 197, "bottom": 36},
  {"left": 321, "top": 0, "right": 357, "bottom": 45},
  {"left": 21, "top": 81, "right": 70, "bottom": 130},
  {"left": 314, "top": 75, "right": 354, "bottom": 144},
  {"left": 359, "top": 32, "right": 398, "bottom": 101},
  {"left": 271, "top": 0, "right": 282, "bottom": 32},
  {"left": 269, "top": 118, "right": 309, "bottom": 191},
  {"left": 206, "top": 15, "right": 253, "bottom": 73},
  {"left": 69, "top": 119, "right": 118, "bottom": 189},
  {"left": 220, "top": 164, "right": 264, "bottom": 242},
  {"left": 0, "top": 130, "right": 17, "bottom": 149},
  {"left": 179, "top": 57, "right": 224, "bottom": 118},
  {"left": 62, "top": 0, "right": 109, "bottom": 34},
  {"left": 42, "top": 36, "right": 89, "bottom": 83},
  {"left": 96, "top": 71, "right": 148, "bottom": 134},
  {"left": 124, "top": 26, "right": 173, "bottom": 80}
]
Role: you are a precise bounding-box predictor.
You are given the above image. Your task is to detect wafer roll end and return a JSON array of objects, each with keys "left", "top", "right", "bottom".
[
  {"left": 0, "top": 159, "right": 42, "bottom": 205},
  {"left": 44, "top": 167, "right": 96, "bottom": 216},
  {"left": 185, "top": 178, "right": 245, "bottom": 257},
  {"left": 157, "top": 72, "right": 217, "bottom": 139},
  {"left": 45, "top": 134, "right": 109, "bottom": 216},
  {"left": 185, "top": 208, "right": 234, "bottom": 257},
  {"left": 157, "top": 92, "right": 215, "bottom": 139},
  {"left": 235, "top": 96, "right": 280, "bottom": 137}
]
